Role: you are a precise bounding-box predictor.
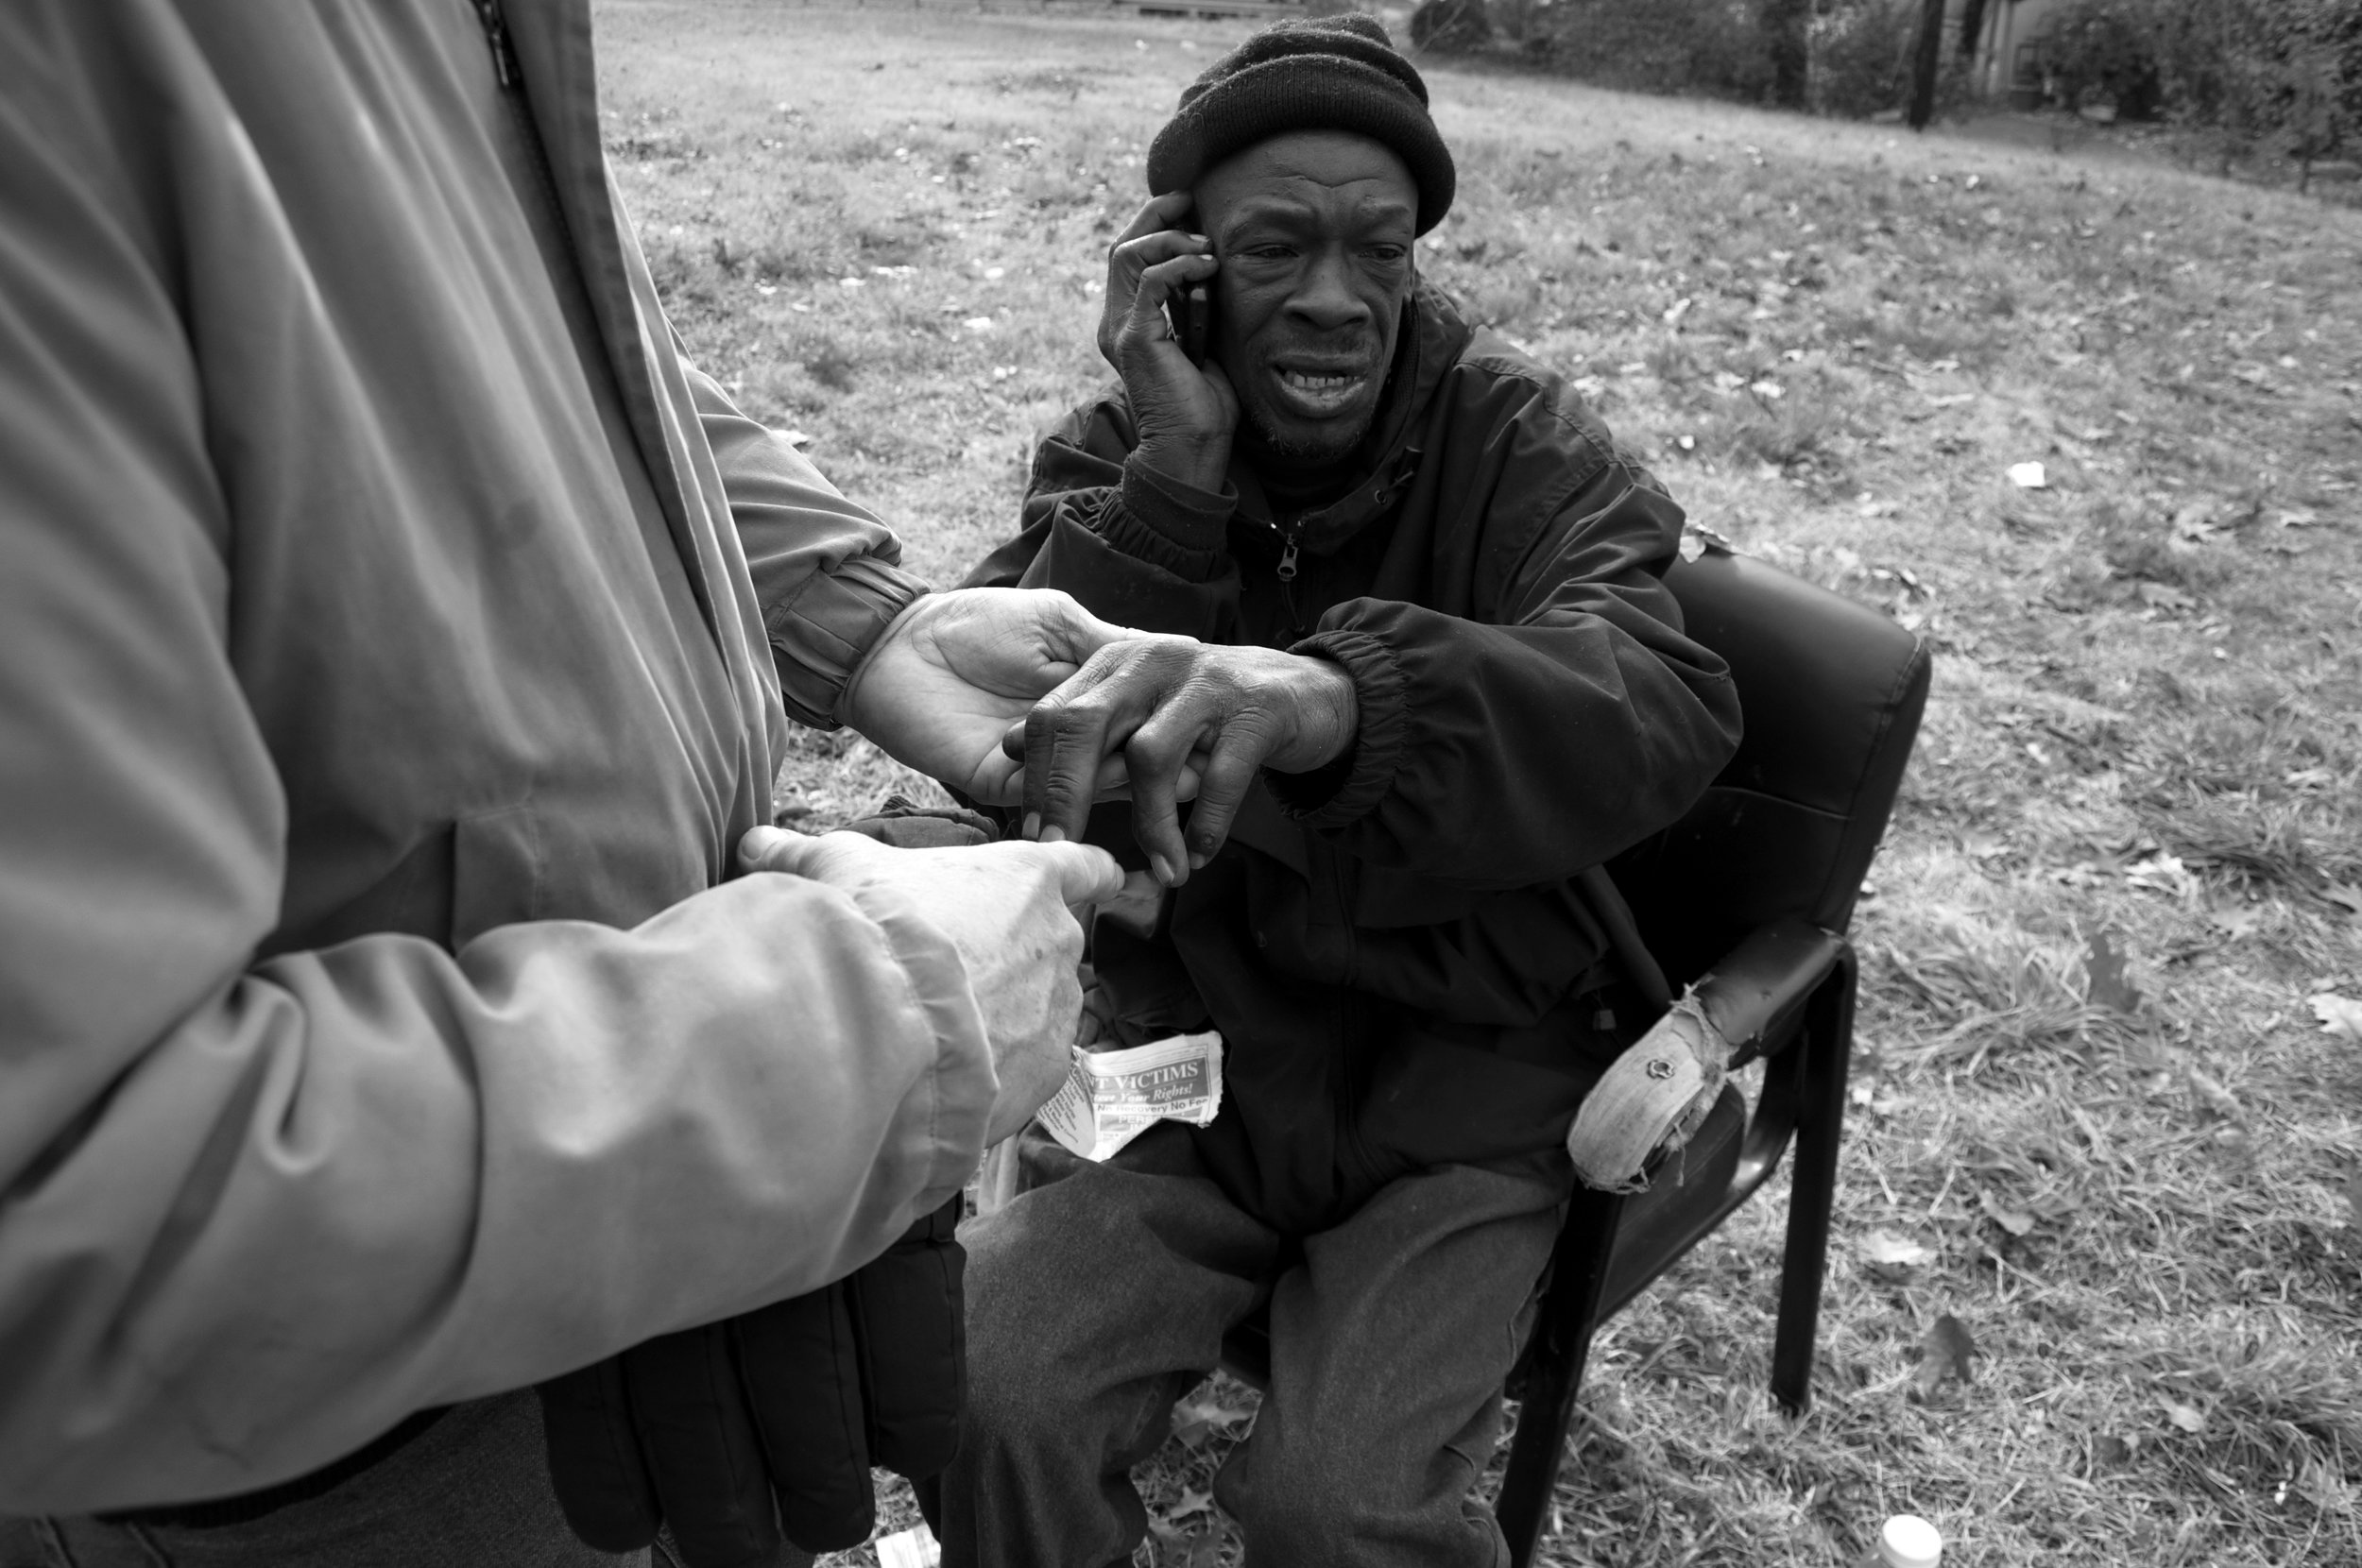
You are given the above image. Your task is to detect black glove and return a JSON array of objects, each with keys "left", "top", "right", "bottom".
[{"left": 539, "top": 1195, "right": 967, "bottom": 1565}]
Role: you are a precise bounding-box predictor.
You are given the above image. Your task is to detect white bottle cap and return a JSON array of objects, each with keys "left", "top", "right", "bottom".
[{"left": 1878, "top": 1514, "right": 1943, "bottom": 1568}]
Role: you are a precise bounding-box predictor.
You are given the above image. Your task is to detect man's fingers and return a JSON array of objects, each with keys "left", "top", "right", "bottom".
[
  {"left": 1022, "top": 695, "right": 1124, "bottom": 844},
  {"left": 1112, "top": 191, "right": 1194, "bottom": 248},
  {"left": 1180, "top": 735, "right": 1267, "bottom": 869},
  {"left": 1123, "top": 252, "right": 1216, "bottom": 342},
  {"left": 1026, "top": 839, "right": 1126, "bottom": 908},
  {"left": 738, "top": 824, "right": 816, "bottom": 874}
]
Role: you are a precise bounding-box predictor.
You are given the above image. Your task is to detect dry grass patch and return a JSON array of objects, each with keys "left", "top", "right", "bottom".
[{"left": 594, "top": 4, "right": 2362, "bottom": 1562}]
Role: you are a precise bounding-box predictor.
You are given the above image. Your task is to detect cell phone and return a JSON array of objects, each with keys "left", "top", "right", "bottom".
[{"left": 1169, "top": 280, "right": 1211, "bottom": 367}]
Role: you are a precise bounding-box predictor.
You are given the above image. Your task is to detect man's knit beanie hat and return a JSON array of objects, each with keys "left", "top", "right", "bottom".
[{"left": 1145, "top": 14, "right": 1455, "bottom": 235}]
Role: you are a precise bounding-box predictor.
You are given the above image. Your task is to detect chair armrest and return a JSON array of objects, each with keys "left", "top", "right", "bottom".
[
  {"left": 1566, "top": 916, "right": 1847, "bottom": 1192},
  {"left": 1693, "top": 916, "right": 1847, "bottom": 1069}
]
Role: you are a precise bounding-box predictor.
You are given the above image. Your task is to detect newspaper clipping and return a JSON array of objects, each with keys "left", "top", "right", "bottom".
[{"left": 1037, "top": 1031, "right": 1224, "bottom": 1162}]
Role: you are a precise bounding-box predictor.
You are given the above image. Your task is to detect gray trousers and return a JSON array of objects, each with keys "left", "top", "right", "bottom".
[
  {"left": 0, "top": 1391, "right": 643, "bottom": 1568},
  {"left": 932, "top": 1126, "right": 1567, "bottom": 1568}
]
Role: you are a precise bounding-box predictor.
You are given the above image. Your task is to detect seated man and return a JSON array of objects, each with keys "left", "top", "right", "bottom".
[{"left": 934, "top": 17, "right": 1743, "bottom": 1565}]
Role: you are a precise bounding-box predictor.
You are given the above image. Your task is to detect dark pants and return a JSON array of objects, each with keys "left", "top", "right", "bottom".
[
  {"left": 933, "top": 1127, "right": 1567, "bottom": 1568},
  {"left": 0, "top": 1391, "right": 663, "bottom": 1568}
]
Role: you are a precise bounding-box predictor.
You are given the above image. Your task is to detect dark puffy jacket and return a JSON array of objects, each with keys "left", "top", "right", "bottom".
[{"left": 965, "top": 283, "right": 1742, "bottom": 1235}]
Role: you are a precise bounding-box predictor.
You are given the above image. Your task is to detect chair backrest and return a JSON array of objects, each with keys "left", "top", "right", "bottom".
[{"left": 1608, "top": 548, "right": 1932, "bottom": 988}]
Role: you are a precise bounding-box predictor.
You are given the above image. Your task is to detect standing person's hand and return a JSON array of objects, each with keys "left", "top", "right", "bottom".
[
  {"left": 840, "top": 587, "right": 1145, "bottom": 808},
  {"left": 738, "top": 826, "right": 1123, "bottom": 1143},
  {"left": 1101, "top": 192, "right": 1239, "bottom": 492}
]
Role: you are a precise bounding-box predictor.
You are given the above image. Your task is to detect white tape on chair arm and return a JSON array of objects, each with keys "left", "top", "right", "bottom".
[{"left": 1565, "top": 991, "right": 1730, "bottom": 1194}]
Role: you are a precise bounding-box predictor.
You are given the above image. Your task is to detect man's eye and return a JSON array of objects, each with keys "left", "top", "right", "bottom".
[{"left": 1367, "top": 247, "right": 1409, "bottom": 264}]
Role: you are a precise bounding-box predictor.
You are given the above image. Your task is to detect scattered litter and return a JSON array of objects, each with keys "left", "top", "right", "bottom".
[
  {"left": 1862, "top": 1230, "right": 1934, "bottom": 1269},
  {"left": 2007, "top": 461, "right": 2047, "bottom": 488},
  {"left": 962, "top": 315, "right": 996, "bottom": 332},
  {"left": 2311, "top": 993, "right": 2362, "bottom": 1041},
  {"left": 777, "top": 429, "right": 812, "bottom": 448},
  {"left": 877, "top": 1522, "right": 941, "bottom": 1568},
  {"left": 1039, "top": 1031, "right": 1224, "bottom": 1161}
]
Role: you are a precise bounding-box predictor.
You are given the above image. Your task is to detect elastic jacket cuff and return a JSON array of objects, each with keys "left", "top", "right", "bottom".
[
  {"left": 842, "top": 885, "right": 999, "bottom": 1208},
  {"left": 766, "top": 555, "right": 930, "bottom": 729},
  {"left": 1265, "top": 629, "right": 1409, "bottom": 829},
  {"left": 1104, "top": 455, "right": 1236, "bottom": 582}
]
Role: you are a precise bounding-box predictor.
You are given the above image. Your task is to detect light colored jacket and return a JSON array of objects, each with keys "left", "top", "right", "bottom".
[{"left": 0, "top": 0, "right": 989, "bottom": 1513}]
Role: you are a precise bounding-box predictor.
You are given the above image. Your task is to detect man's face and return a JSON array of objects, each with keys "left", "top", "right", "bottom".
[{"left": 1194, "top": 131, "right": 1418, "bottom": 469}]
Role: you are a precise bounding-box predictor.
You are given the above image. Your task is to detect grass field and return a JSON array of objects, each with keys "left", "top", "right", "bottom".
[{"left": 592, "top": 4, "right": 2362, "bottom": 1562}]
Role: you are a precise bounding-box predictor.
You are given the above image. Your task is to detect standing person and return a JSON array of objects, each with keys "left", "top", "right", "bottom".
[
  {"left": 0, "top": 2, "right": 1126, "bottom": 1564},
  {"left": 934, "top": 17, "right": 1743, "bottom": 1565}
]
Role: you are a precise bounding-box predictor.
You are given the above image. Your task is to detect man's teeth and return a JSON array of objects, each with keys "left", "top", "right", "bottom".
[{"left": 1280, "top": 370, "right": 1358, "bottom": 390}]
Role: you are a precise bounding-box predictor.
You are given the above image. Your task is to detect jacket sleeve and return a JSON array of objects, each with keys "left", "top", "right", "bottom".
[
  {"left": 1265, "top": 373, "right": 1743, "bottom": 889},
  {"left": 685, "top": 362, "right": 929, "bottom": 727},
  {"left": 0, "top": 53, "right": 992, "bottom": 1516},
  {"left": 961, "top": 400, "right": 1242, "bottom": 640}
]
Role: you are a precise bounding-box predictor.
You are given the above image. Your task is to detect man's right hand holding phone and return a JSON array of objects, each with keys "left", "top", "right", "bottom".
[{"left": 1101, "top": 192, "right": 1238, "bottom": 494}]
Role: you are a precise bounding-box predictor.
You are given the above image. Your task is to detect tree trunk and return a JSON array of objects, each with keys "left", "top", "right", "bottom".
[
  {"left": 1908, "top": 0, "right": 1946, "bottom": 130},
  {"left": 1762, "top": 0, "right": 1810, "bottom": 109},
  {"left": 1958, "top": 0, "right": 1989, "bottom": 62}
]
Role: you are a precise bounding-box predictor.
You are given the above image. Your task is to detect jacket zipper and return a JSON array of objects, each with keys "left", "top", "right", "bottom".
[
  {"left": 472, "top": 0, "right": 522, "bottom": 88},
  {"left": 1274, "top": 521, "right": 1304, "bottom": 637}
]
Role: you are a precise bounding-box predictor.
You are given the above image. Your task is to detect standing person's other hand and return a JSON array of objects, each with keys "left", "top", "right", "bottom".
[
  {"left": 839, "top": 587, "right": 1141, "bottom": 808},
  {"left": 738, "top": 826, "right": 1122, "bottom": 1144},
  {"left": 1101, "top": 192, "right": 1239, "bottom": 493}
]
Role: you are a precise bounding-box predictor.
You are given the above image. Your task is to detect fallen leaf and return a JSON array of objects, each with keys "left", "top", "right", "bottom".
[
  {"left": 1914, "top": 1314, "right": 1977, "bottom": 1396},
  {"left": 1862, "top": 1230, "right": 1935, "bottom": 1268},
  {"left": 2135, "top": 581, "right": 2197, "bottom": 611},
  {"left": 2340, "top": 1167, "right": 2362, "bottom": 1230},
  {"left": 2084, "top": 929, "right": 2141, "bottom": 1014},
  {"left": 2092, "top": 1433, "right": 2134, "bottom": 1469},
  {"left": 1168, "top": 1392, "right": 1250, "bottom": 1450},
  {"left": 2126, "top": 853, "right": 2198, "bottom": 896},
  {"left": 1979, "top": 1190, "right": 2037, "bottom": 1236},
  {"left": 2163, "top": 1401, "right": 2206, "bottom": 1434},
  {"left": 2324, "top": 885, "right": 2362, "bottom": 918},
  {"left": 2312, "top": 994, "right": 2362, "bottom": 1042},
  {"left": 2184, "top": 1065, "right": 2244, "bottom": 1123},
  {"left": 2007, "top": 461, "right": 2048, "bottom": 488},
  {"left": 1166, "top": 1486, "right": 1213, "bottom": 1522}
]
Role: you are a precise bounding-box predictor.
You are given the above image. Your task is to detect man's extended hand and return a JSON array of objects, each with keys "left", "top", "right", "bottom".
[
  {"left": 840, "top": 588, "right": 1141, "bottom": 807},
  {"left": 1006, "top": 639, "right": 1359, "bottom": 887},
  {"left": 739, "top": 826, "right": 1123, "bottom": 1143},
  {"left": 1101, "top": 192, "right": 1238, "bottom": 493}
]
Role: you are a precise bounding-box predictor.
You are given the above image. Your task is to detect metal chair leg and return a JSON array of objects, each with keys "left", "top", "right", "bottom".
[
  {"left": 1769, "top": 949, "right": 1857, "bottom": 1416},
  {"left": 1498, "top": 1185, "right": 1624, "bottom": 1568}
]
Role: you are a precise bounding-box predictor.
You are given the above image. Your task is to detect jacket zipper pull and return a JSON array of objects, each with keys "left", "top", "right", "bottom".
[
  {"left": 472, "top": 0, "right": 521, "bottom": 88},
  {"left": 1275, "top": 534, "right": 1300, "bottom": 583}
]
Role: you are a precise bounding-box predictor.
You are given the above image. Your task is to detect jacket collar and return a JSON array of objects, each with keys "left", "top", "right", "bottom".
[{"left": 1228, "top": 279, "right": 1472, "bottom": 555}]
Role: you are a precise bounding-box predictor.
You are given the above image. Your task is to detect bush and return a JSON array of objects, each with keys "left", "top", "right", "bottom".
[
  {"left": 1409, "top": 0, "right": 1492, "bottom": 53},
  {"left": 1809, "top": 0, "right": 1919, "bottom": 117},
  {"left": 1527, "top": 0, "right": 1772, "bottom": 100},
  {"left": 2039, "top": 0, "right": 2361, "bottom": 157},
  {"left": 2044, "top": 0, "right": 2165, "bottom": 117}
]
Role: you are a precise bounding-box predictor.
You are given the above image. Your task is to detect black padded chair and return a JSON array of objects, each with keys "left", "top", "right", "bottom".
[
  {"left": 1489, "top": 543, "right": 1931, "bottom": 1564},
  {"left": 1212, "top": 544, "right": 1930, "bottom": 1565}
]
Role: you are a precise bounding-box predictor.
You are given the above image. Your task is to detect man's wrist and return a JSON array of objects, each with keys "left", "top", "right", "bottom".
[
  {"left": 1271, "top": 654, "right": 1360, "bottom": 774},
  {"left": 1132, "top": 435, "right": 1229, "bottom": 496}
]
